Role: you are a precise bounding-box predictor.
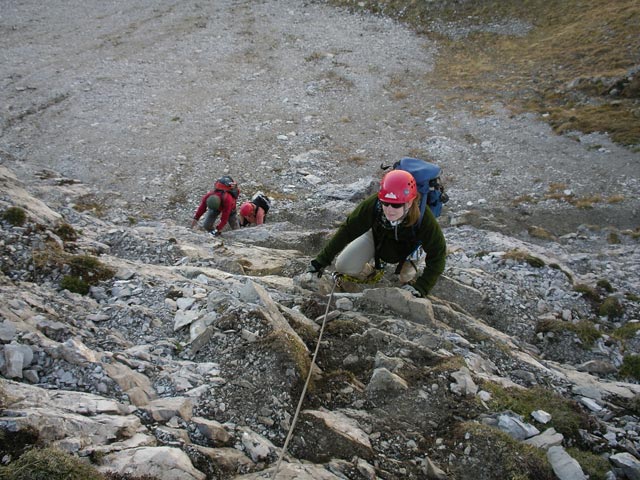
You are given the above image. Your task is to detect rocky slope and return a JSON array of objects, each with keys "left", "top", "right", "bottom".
[
  {"left": 1, "top": 1, "right": 640, "bottom": 479},
  {"left": 1, "top": 161, "right": 640, "bottom": 480}
]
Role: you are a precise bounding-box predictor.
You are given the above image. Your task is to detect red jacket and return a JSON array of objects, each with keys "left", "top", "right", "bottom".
[{"left": 193, "top": 190, "right": 237, "bottom": 232}]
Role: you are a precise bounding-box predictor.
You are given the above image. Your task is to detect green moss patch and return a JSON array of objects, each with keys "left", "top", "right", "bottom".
[
  {"left": 325, "top": 319, "right": 365, "bottom": 337},
  {"left": 260, "top": 330, "right": 312, "bottom": 389},
  {"left": 536, "top": 318, "right": 601, "bottom": 346},
  {"left": 454, "top": 422, "right": 555, "bottom": 480},
  {"left": 482, "top": 383, "right": 595, "bottom": 442}
]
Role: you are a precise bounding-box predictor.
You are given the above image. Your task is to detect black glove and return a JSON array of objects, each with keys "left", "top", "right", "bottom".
[
  {"left": 308, "top": 259, "right": 325, "bottom": 278},
  {"left": 401, "top": 283, "right": 422, "bottom": 297}
]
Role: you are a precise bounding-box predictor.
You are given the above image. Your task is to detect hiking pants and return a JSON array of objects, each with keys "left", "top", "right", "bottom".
[
  {"left": 203, "top": 208, "right": 239, "bottom": 232},
  {"left": 335, "top": 229, "right": 418, "bottom": 283}
]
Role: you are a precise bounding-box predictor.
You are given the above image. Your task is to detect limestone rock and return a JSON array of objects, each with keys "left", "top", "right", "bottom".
[{"left": 98, "top": 446, "right": 206, "bottom": 480}]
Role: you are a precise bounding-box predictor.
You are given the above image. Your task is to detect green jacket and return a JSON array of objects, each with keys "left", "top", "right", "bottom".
[{"left": 314, "top": 194, "right": 446, "bottom": 296}]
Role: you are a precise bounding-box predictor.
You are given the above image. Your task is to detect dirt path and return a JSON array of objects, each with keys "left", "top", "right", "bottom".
[{"left": 1, "top": 0, "right": 639, "bottom": 236}]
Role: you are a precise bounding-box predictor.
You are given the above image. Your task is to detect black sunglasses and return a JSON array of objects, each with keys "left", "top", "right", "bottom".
[{"left": 380, "top": 201, "right": 404, "bottom": 209}]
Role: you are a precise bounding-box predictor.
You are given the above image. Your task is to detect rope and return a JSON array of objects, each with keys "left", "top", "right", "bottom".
[{"left": 271, "top": 276, "right": 338, "bottom": 479}]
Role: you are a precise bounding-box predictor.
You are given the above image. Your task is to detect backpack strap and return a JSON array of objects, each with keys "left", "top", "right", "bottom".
[
  {"left": 417, "top": 191, "right": 428, "bottom": 228},
  {"left": 373, "top": 200, "right": 384, "bottom": 271},
  {"left": 215, "top": 189, "right": 232, "bottom": 208}
]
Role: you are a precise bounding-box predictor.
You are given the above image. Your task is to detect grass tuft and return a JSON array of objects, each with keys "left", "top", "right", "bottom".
[
  {"left": 53, "top": 223, "right": 79, "bottom": 242},
  {"left": 574, "top": 283, "right": 600, "bottom": 302},
  {"left": 536, "top": 318, "right": 601, "bottom": 346},
  {"left": 503, "top": 249, "right": 546, "bottom": 268},
  {"left": 596, "top": 279, "right": 614, "bottom": 293},
  {"left": 612, "top": 322, "right": 640, "bottom": 340},
  {"left": 620, "top": 355, "right": 640, "bottom": 381},
  {"left": 33, "top": 244, "right": 115, "bottom": 295},
  {"left": 567, "top": 447, "right": 611, "bottom": 480},
  {"left": 0, "top": 447, "right": 103, "bottom": 480},
  {"left": 598, "top": 296, "right": 624, "bottom": 318},
  {"left": 527, "top": 226, "right": 556, "bottom": 240},
  {"left": 2, "top": 206, "right": 27, "bottom": 226},
  {"left": 60, "top": 275, "right": 90, "bottom": 295},
  {"left": 454, "top": 422, "right": 555, "bottom": 480},
  {"left": 73, "top": 194, "right": 106, "bottom": 217}
]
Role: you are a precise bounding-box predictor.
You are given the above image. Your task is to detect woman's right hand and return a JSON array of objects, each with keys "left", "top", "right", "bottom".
[{"left": 307, "top": 259, "right": 325, "bottom": 278}]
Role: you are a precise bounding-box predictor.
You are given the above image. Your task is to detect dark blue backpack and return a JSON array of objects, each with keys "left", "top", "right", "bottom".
[{"left": 384, "top": 157, "right": 449, "bottom": 223}]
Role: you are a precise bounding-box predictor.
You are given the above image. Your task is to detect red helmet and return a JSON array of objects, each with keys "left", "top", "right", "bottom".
[
  {"left": 239, "top": 202, "right": 254, "bottom": 217},
  {"left": 378, "top": 170, "right": 417, "bottom": 204}
]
